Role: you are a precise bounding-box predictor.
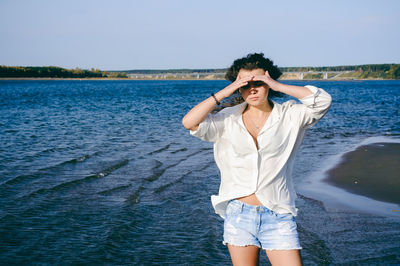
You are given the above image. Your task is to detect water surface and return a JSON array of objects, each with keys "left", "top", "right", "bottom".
[{"left": 1, "top": 80, "right": 399, "bottom": 265}]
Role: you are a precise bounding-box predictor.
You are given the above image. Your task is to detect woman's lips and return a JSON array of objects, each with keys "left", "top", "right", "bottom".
[{"left": 249, "top": 97, "right": 258, "bottom": 101}]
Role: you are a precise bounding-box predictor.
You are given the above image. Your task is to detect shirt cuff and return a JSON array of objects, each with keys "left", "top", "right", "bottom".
[
  {"left": 299, "top": 85, "right": 321, "bottom": 107},
  {"left": 189, "top": 115, "right": 211, "bottom": 138}
]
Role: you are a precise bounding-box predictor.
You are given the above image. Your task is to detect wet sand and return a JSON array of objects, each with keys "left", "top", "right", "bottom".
[{"left": 323, "top": 142, "right": 400, "bottom": 205}]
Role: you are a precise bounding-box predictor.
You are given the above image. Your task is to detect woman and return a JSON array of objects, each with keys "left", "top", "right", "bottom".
[{"left": 182, "top": 53, "right": 332, "bottom": 266}]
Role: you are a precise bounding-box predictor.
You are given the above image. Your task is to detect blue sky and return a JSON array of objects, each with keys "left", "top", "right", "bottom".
[{"left": 1, "top": 0, "right": 399, "bottom": 70}]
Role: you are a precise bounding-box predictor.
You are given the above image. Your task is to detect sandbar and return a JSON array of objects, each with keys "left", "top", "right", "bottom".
[{"left": 322, "top": 142, "right": 400, "bottom": 205}]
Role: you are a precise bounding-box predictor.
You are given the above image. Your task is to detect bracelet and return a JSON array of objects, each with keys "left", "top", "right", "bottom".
[{"left": 211, "top": 93, "right": 220, "bottom": 105}]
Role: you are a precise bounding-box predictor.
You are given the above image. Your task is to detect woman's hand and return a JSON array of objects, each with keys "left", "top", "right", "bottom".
[
  {"left": 252, "top": 71, "right": 281, "bottom": 91},
  {"left": 218, "top": 75, "right": 255, "bottom": 98}
]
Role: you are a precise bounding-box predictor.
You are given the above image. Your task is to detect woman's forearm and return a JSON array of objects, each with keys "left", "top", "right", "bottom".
[
  {"left": 181, "top": 91, "right": 226, "bottom": 131},
  {"left": 274, "top": 82, "right": 313, "bottom": 100}
]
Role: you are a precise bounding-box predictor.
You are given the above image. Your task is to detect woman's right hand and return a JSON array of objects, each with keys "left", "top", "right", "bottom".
[
  {"left": 182, "top": 75, "right": 254, "bottom": 131},
  {"left": 218, "top": 75, "right": 255, "bottom": 99}
]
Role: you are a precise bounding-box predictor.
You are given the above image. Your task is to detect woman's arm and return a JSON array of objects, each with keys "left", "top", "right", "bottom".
[
  {"left": 254, "top": 71, "right": 332, "bottom": 128},
  {"left": 253, "top": 71, "right": 313, "bottom": 99},
  {"left": 182, "top": 76, "right": 254, "bottom": 131}
]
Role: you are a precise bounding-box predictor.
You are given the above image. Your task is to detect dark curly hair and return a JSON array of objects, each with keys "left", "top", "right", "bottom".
[
  {"left": 225, "top": 53, "right": 282, "bottom": 81},
  {"left": 225, "top": 53, "right": 283, "bottom": 98}
]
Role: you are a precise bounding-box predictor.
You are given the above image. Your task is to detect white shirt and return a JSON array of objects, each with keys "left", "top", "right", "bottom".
[{"left": 189, "top": 85, "right": 332, "bottom": 219}]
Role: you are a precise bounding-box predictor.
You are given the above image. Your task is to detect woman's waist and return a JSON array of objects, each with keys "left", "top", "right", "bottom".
[{"left": 236, "top": 193, "right": 263, "bottom": 206}]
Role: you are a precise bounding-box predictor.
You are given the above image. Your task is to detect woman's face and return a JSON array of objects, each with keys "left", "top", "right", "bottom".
[{"left": 237, "top": 68, "right": 269, "bottom": 107}]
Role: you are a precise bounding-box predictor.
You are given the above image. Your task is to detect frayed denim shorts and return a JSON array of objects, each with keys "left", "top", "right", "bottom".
[{"left": 223, "top": 199, "right": 302, "bottom": 250}]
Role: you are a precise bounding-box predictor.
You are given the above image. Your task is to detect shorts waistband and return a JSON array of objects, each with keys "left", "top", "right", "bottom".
[{"left": 229, "top": 199, "right": 274, "bottom": 214}]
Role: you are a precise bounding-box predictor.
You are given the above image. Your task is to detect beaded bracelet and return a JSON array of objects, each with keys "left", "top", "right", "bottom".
[{"left": 211, "top": 93, "right": 220, "bottom": 105}]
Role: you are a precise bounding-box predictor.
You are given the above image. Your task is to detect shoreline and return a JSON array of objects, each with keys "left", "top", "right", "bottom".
[
  {"left": 298, "top": 136, "right": 400, "bottom": 217},
  {"left": 323, "top": 142, "right": 400, "bottom": 205}
]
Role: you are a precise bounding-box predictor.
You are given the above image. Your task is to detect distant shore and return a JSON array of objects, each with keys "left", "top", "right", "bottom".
[
  {"left": 2, "top": 63, "right": 399, "bottom": 80},
  {"left": 322, "top": 142, "right": 400, "bottom": 205},
  {"left": 0, "top": 77, "right": 396, "bottom": 81},
  {"left": 0, "top": 77, "right": 130, "bottom": 81}
]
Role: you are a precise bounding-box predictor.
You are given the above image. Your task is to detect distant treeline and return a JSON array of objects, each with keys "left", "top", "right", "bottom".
[
  {"left": 279, "top": 63, "right": 399, "bottom": 72},
  {"left": 123, "top": 64, "right": 400, "bottom": 79},
  {"left": 280, "top": 64, "right": 400, "bottom": 79},
  {"left": 0, "top": 66, "right": 128, "bottom": 78},
  {"left": 124, "top": 69, "right": 224, "bottom": 74}
]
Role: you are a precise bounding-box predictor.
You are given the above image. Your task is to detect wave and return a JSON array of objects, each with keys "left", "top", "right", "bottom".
[
  {"left": 153, "top": 170, "right": 192, "bottom": 194},
  {"left": 170, "top": 147, "right": 187, "bottom": 154},
  {"left": 143, "top": 148, "right": 211, "bottom": 183},
  {"left": 1, "top": 151, "right": 100, "bottom": 187},
  {"left": 98, "top": 184, "right": 132, "bottom": 196},
  {"left": 147, "top": 144, "right": 171, "bottom": 155},
  {"left": 17, "top": 159, "right": 129, "bottom": 200},
  {"left": 60, "top": 153, "right": 98, "bottom": 165},
  {"left": 125, "top": 186, "right": 144, "bottom": 204}
]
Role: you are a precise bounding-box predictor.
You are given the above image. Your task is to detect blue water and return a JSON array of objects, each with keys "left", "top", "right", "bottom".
[{"left": 0, "top": 80, "right": 399, "bottom": 265}]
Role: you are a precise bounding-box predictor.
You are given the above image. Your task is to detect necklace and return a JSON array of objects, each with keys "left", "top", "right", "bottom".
[
  {"left": 242, "top": 103, "right": 273, "bottom": 131},
  {"left": 245, "top": 112, "right": 269, "bottom": 130}
]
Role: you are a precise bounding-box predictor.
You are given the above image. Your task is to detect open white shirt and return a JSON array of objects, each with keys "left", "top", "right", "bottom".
[{"left": 189, "top": 85, "right": 332, "bottom": 219}]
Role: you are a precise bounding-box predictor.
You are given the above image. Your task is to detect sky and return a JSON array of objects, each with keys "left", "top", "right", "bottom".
[{"left": 1, "top": 0, "right": 399, "bottom": 70}]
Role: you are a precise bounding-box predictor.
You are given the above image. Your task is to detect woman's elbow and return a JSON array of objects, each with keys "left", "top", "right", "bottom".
[
  {"left": 181, "top": 116, "right": 189, "bottom": 129},
  {"left": 181, "top": 116, "right": 196, "bottom": 131}
]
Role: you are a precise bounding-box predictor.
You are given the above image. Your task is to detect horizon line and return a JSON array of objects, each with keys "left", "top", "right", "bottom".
[{"left": 2, "top": 63, "right": 399, "bottom": 72}]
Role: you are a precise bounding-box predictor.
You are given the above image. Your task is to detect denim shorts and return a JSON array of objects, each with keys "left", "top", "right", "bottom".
[{"left": 223, "top": 199, "right": 302, "bottom": 250}]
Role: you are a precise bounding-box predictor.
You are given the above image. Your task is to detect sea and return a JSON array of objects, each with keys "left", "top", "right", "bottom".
[{"left": 0, "top": 80, "right": 399, "bottom": 265}]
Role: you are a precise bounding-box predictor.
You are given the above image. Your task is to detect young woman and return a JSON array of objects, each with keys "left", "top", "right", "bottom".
[{"left": 182, "top": 53, "right": 332, "bottom": 266}]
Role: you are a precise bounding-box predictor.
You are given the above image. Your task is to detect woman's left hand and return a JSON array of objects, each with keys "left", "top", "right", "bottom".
[{"left": 253, "top": 71, "right": 281, "bottom": 91}]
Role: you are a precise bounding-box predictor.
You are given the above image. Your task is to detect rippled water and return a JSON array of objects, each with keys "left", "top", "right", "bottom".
[{"left": 0, "top": 80, "right": 399, "bottom": 265}]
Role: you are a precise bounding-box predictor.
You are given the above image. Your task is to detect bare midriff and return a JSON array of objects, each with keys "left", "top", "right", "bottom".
[{"left": 237, "top": 193, "right": 263, "bottom": 206}]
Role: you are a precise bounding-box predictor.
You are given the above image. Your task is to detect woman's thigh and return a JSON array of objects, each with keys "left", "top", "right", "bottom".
[
  {"left": 227, "top": 244, "right": 302, "bottom": 266},
  {"left": 265, "top": 249, "right": 302, "bottom": 266},
  {"left": 227, "top": 244, "right": 260, "bottom": 266}
]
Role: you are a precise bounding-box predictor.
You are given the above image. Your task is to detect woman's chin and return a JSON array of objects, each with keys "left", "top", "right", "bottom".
[{"left": 247, "top": 99, "right": 266, "bottom": 106}]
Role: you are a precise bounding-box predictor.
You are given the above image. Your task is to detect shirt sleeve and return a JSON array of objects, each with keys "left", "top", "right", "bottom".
[
  {"left": 296, "top": 85, "right": 332, "bottom": 129},
  {"left": 189, "top": 111, "right": 226, "bottom": 143}
]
